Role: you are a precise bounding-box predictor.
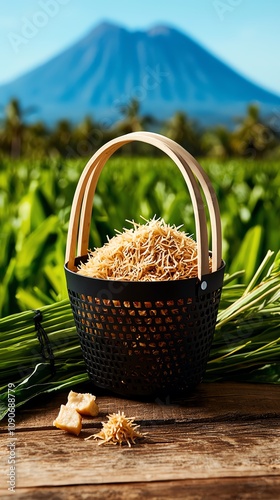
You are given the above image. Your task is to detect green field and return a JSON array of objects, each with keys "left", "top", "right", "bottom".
[{"left": 1, "top": 156, "right": 279, "bottom": 317}]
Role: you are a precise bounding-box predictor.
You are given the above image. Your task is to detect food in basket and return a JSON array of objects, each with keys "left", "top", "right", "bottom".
[
  {"left": 53, "top": 404, "right": 82, "bottom": 436},
  {"left": 66, "top": 390, "right": 99, "bottom": 416},
  {"left": 77, "top": 217, "right": 211, "bottom": 281},
  {"left": 85, "top": 411, "right": 146, "bottom": 446}
]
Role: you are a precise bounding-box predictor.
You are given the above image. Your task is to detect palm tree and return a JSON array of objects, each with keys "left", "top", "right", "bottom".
[
  {"left": 201, "top": 125, "right": 233, "bottom": 158},
  {"left": 162, "top": 111, "right": 202, "bottom": 156},
  {"left": 116, "top": 98, "right": 154, "bottom": 134},
  {"left": 0, "top": 98, "right": 35, "bottom": 158},
  {"left": 73, "top": 115, "right": 104, "bottom": 156},
  {"left": 231, "top": 104, "right": 275, "bottom": 158},
  {"left": 113, "top": 98, "right": 155, "bottom": 154},
  {"left": 24, "top": 121, "right": 49, "bottom": 158},
  {"left": 48, "top": 119, "right": 73, "bottom": 157}
]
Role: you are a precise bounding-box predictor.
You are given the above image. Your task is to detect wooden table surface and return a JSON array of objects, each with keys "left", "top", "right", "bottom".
[{"left": 1, "top": 382, "right": 280, "bottom": 499}]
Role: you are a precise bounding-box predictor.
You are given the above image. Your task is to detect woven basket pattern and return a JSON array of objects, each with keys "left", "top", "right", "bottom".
[{"left": 67, "top": 285, "right": 222, "bottom": 395}]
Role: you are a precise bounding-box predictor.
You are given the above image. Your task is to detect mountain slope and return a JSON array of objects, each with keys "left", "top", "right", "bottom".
[{"left": 1, "top": 21, "right": 279, "bottom": 125}]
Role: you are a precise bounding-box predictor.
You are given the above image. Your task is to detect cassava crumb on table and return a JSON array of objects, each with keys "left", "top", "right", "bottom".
[
  {"left": 53, "top": 391, "right": 99, "bottom": 435},
  {"left": 85, "top": 411, "right": 146, "bottom": 446},
  {"left": 53, "top": 404, "right": 82, "bottom": 436},
  {"left": 66, "top": 390, "right": 99, "bottom": 417},
  {"left": 77, "top": 217, "right": 212, "bottom": 281}
]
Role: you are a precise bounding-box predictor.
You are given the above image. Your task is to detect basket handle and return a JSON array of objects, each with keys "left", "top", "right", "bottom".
[
  {"left": 144, "top": 133, "right": 222, "bottom": 272},
  {"left": 65, "top": 132, "right": 221, "bottom": 279},
  {"left": 66, "top": 133, "right": 209, "bottom": 276},
  {"left": 78, "top": 134, "right": 221, "bottom": 272},
  {"left": 77, "top": 134, "right": 208, "bottom": 261}
]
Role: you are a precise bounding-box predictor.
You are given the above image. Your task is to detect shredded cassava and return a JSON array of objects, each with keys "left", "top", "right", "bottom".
[
  {"left": 85, "top": 411, "right": 145, "bottom": 446},
  {"left": 77, "top": 217, "right": 211, "bottom": 281}
]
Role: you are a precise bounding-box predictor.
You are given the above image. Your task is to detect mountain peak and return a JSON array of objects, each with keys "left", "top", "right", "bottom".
[
  {"left": 0, "top": 21, "right": 279, "bottom": 125},
  {"left": 147, "top": 25, "right": 175, "bottom": 36},
  {"left": 83, "top": 20, "right": 128, "bottom": 42},
  {"left": 90, "top": 20, "right": 127, "bottom": 34}
]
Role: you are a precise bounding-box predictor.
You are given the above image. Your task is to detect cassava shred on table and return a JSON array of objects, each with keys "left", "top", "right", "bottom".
[
  {"left": 85, "top": 411, "right": 146, "bottom": 446},
  {"left": 77, "top": 217, "right": 211, "bottom": 281}
]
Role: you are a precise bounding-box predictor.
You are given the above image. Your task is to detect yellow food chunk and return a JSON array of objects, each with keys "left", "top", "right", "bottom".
[
  {"left": 66, "top": 390, "right": 99, "bottom": 417},
  {"left": 53, "top": 404, "right": 82, "bottom": 436}
]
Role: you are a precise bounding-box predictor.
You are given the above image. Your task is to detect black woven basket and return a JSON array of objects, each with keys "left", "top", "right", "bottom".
[{"left": 65, "top": 132, "right": 225, "bottom": 397}]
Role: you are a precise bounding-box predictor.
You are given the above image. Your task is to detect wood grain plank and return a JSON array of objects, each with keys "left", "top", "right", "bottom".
[
  {"left": 2, "top": 382, "right": 279, "bottom": 433},
  {"left": 1, "top": 477, "right": 279, "bottom": 500},
  {"left": 1, "top": 419, "right": 279, "bottom": 488}
]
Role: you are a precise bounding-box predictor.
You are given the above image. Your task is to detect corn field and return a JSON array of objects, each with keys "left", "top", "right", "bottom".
[{"left": 0, "top": 156, "right": 279, "bottom": 317}]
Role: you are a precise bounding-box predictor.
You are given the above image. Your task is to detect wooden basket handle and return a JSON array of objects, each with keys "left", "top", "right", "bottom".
[
  {"left": 144, "top": 133, "right": 222, "bottom": 272},
  {"left": 77, "top": 134, "right": 210, "bottom": 269},
  {"left": 65, "top": 132, "right": 222, "bottom": 279},
  {"left": 78, "top": 134, "right": 221, "bottom": 272}
]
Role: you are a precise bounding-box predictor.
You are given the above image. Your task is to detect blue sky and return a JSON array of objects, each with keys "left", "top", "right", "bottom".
[{"left": 1, "top": 0, "right": 280, "bottom": 96}]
